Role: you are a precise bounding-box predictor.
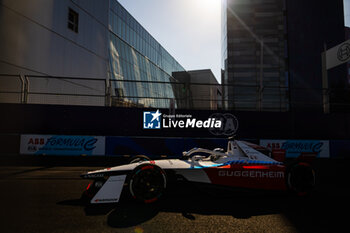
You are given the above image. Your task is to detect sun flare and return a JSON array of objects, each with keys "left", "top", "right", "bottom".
[{"left": 199, "top": 0, "right": 220, "bottom": 11}]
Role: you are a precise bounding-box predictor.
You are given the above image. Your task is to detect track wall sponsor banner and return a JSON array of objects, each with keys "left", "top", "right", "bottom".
[
  {"left": 260, "top": 139, "right": 330, "bottom": 158},
  {"left": 20, "top": 135, "right": 105, "bottom": 155}
]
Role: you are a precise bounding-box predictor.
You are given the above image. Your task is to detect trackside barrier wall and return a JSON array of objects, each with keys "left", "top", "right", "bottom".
[
  {"left": 18, "top": 134, "right": 260, "bottom": 158},
  {"left": 2, "top": 103, "right": 350, "bottom": 139},
  {"left": 329, "top": 140, "right": 350, "bottom": 158},
  {"left": 0, "top": 103, "right": 348, "bottom": 158},
  {"left": 17, "top": 134, "right": 341, "bottom": 159},
  {"left": 260, "top": 139, "right": 330, "bottom": 158},
  {"left": 0, "top": 134, "right": 20, "bottom": 155},
  {"left": 20, "top": 134, "right": 105, "bottom": 156},
  {"left": 105, "top": 136, "right": 242, "bottom": 158},
  {"left": 9, "top": 134, "right": 350, "bottom": 158}
]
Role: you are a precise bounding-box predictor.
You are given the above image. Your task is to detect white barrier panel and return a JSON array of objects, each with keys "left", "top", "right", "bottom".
[
  {"left": 260, "top": 139, "right": 330, "bottom": 158},
  {"left": 20, "top": 134, "right": 105, "bottom": 156}
]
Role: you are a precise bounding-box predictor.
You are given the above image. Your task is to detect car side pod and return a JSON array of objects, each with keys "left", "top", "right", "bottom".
[{"left": 128, "top": 163, "right": 167, "bottom": 203}]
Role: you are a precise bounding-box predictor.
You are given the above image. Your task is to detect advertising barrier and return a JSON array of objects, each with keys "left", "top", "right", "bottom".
[
  {"left": 20, "top": 134, "right": 105, "bottom": 156},
  {"left": 19, "top": 134, "right": 344, "bottom": 159},
  {"left": 260, "top": 139, "right": 330, "bottom": 158}
]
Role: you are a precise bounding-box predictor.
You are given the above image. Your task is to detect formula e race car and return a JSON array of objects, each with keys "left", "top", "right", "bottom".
[{"left": 81, "top": 139, "right": 315, "bottom": 204}]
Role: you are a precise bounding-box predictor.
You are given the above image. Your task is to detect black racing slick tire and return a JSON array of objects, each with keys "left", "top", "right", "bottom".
[
  {"left": 129, "top": 164, "right": 167, "bottom": 203},
  {"left": 129, "top": 155, "right": 150, "bottom": 164},
  {"left": 287, "top": 163, "right": 315, "bottom": 196}
]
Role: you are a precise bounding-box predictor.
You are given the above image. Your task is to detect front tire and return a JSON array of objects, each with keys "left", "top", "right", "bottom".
[
  {"left": 129, "top": 164, "right": 167, "bottom": 203},
  {"left": 129, "top": 155, "right": 150, "bottom": 164}
]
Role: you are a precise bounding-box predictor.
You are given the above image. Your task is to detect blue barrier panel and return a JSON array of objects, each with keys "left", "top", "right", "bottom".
[
  {"left": 20, "top": 134, "right": 105, "bottom": 156},
  {"left": 260, "top": 139, "right": 330, "bottom": 158}
]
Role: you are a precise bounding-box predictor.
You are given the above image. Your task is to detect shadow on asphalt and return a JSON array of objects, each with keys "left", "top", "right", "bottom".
[
  {"left": 58, "top": 180, "right": 348, "bottom": 233},
  {"left": 0, "top": 166, "right": 53, "bottom": 179},
  {"left": 56, "top": 159, "right": 349, "bottom": 232},
  {"left": 107, "top": 203, "right": 159, "bottom": 228}
]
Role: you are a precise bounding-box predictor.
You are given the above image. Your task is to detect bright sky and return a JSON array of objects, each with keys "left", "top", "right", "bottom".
[
  {"left": 117, "top": 0, "right": 222, "bottom": 83},
  {"left": 345, "top": 0, "right": 350, "bottom": 27},
  {"left": 117, "top": 0, "right": 349, "bottom": 83}
]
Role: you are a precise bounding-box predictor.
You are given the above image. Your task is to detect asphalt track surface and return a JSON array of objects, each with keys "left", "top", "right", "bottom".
[{"left": 0, "top": 158, "right": 349, "bottom": 233}]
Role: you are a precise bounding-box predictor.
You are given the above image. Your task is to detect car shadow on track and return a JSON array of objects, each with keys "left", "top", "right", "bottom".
[
  {"left": 59, "top": 181, "right": 348, "bottom": 233},
  {"left": 77, "top": 183, "right": 299, "bottom": 225}
]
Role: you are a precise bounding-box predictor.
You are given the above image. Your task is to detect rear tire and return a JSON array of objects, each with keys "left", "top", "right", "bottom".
[
  {"left": 287, "top": 163, "right": 315, "bottom": 196},
  {"left": 129, "top": 164, "right": 167, "bottom": 203}
]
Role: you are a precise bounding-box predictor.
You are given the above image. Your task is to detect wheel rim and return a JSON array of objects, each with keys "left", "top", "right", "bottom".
[{"left": 130, "top": 165, "right": 166, "bottom": 203}]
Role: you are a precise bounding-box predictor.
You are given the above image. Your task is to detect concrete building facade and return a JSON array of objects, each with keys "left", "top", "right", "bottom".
[
  {"left": 173, "top": 70, "right": 222, "bottom": 110},
  {"left": 0, "top": 0, "right": 185, "bottom": 107},
  {"left": 221, "top": 0, "right": 288, "bottom": 112},
  {"left": 222, "top": 0, "right": 347, "bottom": 112}
]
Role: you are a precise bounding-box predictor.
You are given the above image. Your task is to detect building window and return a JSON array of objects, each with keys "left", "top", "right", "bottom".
[
  {"left": 68, "top": 8, "right": 79, "bottom": 33},
  {"left": 115, "top": 88, "right": 124, "bottom": 98}
]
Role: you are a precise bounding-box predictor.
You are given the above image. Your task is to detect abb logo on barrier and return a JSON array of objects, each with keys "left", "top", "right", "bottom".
[
  {"left": 266, "top": 143, "right": 281, "bottom": 149},
  {"left": 26, "top": 137, "right": 46, "bottom": 152},
  {"left": 27, "top": 138, "right": 46, "bottom": 145},
  {"left": 20, "top": 134, "right": 105, "bottom": 155}
]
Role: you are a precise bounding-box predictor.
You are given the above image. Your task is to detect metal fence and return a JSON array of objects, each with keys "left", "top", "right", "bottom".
[
  {"left": 0, "top": 75, "right": 107, "bottom": 106},
  {"left": 0, "top": 74, "right": 349, "bottom": 112}
]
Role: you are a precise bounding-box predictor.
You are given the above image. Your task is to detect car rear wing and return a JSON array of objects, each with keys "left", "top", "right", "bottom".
[
  {"left": 271, "top": 149, "right": 317, "bottom": 164},
  {"left": 297, "top": 152, "right": 317, "bottom": 164}
]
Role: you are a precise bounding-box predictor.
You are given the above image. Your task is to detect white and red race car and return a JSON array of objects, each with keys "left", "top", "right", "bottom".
[{"left": 81, "top": 139, "right": 315, "bottom": 204}]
